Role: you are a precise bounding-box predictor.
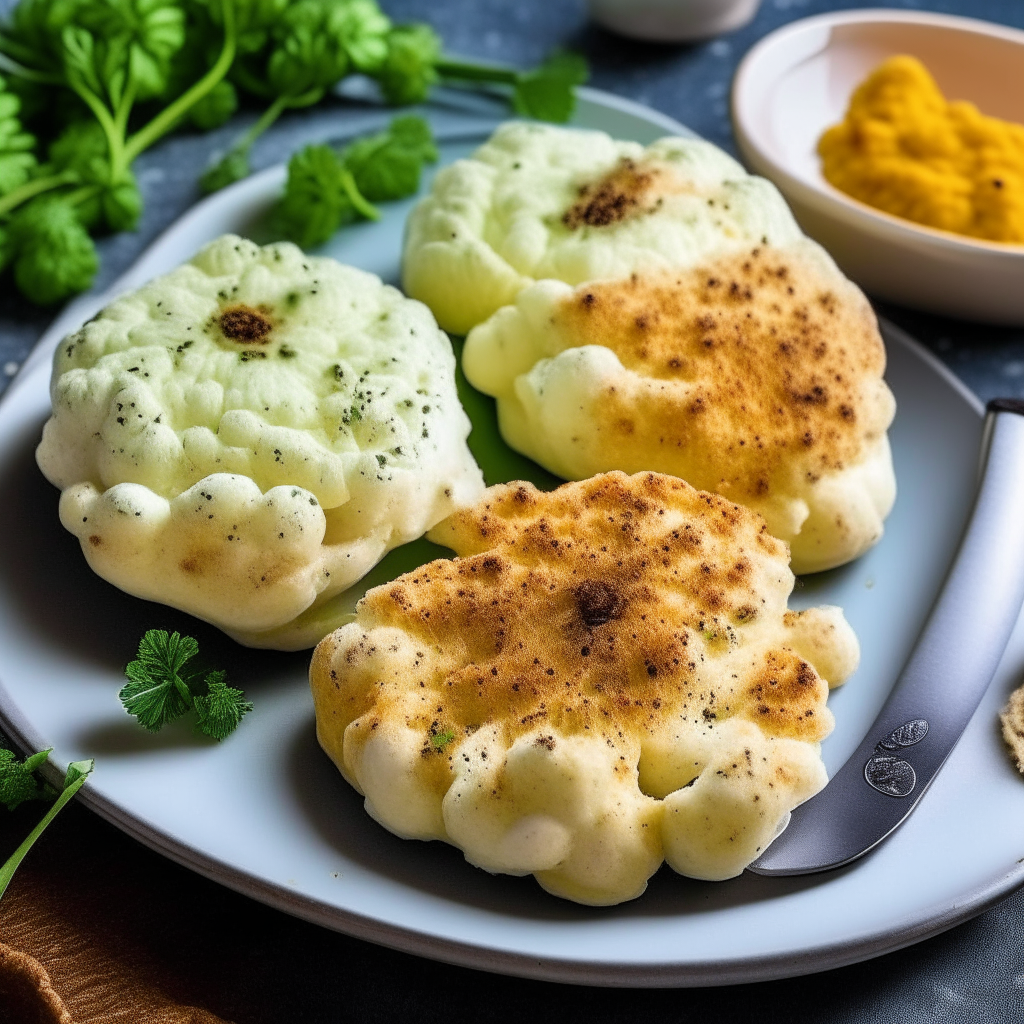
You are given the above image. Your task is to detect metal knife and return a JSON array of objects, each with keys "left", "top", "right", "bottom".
[{"left": 750, "top": 398, "right": 1024, "bottom": 876}]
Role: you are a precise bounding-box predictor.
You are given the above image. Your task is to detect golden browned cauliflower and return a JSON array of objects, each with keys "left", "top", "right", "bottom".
[{"left": 311, "top": 472, "right": 859, "bottom": 904}]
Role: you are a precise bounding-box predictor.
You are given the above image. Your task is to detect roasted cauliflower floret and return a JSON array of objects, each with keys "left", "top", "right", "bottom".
[
  {"left": 310, "top": 472, "right": 859, "bottom": 905},
  {"left": 37, "top": 235, "right": 484, "bottom": 649},
  {"left": 462, "top": 240, "right": 896, "bottom": 574},
  {"left": 402, "top": 122, "right": 804, "bottom": 334}
]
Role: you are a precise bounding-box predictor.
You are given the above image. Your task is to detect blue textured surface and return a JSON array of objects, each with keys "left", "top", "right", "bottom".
[{"left": 1, "top": 1, "right": 1023, "bottom": 1020}]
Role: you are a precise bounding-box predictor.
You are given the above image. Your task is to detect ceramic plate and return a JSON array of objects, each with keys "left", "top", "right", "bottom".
[
  {"left": 1, "top": 89, "right": 1022, "bottom": 987},
  {"left": 731, "top": 9, "right": 1024, "bottom": 324}
]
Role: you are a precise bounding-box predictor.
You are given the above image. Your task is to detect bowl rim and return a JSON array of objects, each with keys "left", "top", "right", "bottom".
[{"left": 731, "top": 7, "right": 1024, "bottom": 259}]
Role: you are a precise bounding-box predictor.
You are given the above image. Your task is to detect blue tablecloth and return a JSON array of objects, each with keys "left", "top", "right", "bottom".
[{"left": 1, "top": 1, "right": 1022, "bottom": 1020}]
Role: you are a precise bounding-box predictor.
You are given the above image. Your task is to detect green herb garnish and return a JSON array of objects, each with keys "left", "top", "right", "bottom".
[
  {"left": 0, "top": 0, "right": 588, "bottom": 305},
  {"left": 120, "top": 628, "right": 252, "bottom": 739},
  {"left": 0, "top": 749, "right": 94, "bottom": 900},
  {"left": 429, "top": 728, "right": 455, "bottom": 750},
  {"left": 272, "top": 114, "right": 437, "bottom": 248}
]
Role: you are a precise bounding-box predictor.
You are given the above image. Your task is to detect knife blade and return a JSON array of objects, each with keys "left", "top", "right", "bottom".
[{"left": 749, "top": 398, "right": 1024, "bottom": 876}]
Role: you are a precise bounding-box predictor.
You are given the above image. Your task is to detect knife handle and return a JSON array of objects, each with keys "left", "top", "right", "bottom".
[{"left": 751, "top": 400, "right": 1024, "bottom": 875}]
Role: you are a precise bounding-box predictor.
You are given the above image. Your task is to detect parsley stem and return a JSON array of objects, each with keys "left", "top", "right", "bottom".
[
  {"left": 113, "top": 77, "right": 138, "bottom": 152},
  {"left": 215, "top": 86, "right": 322, "bottom": 169},
  {"left": 339, "top": 168, "right": 380, "bottom": 221},
  {"left": 69, "top": 79, "right": 125, "bottom": 177},
  {"left": 0, "top": 50, "right": 61, "bottom": 84},
  {"left": 0, "top": 170, "right": 77, "bottom": 217},
  {"left": 123, "top": 0, "right": 237, "bottom": 166},
  {"left": 435, "top": 58, "right": 519, "bottom": 85},
  {"left": 0, "top": 35, "right": 44, "bottom": 70},
  {"left": 241, "top": 88, "right": 324, "bottom": 151},
  {"left": 0, "top": 761, "right": 92, "bottom": 901},
  {"left": 236, "top": 91, "right": 293, "bottom": 153},
  {"left": 63, "top": 184, "right": 101, "bottom": 208}
]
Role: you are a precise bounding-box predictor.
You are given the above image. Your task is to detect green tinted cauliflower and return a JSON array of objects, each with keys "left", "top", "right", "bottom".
[
  {"left": 401, "top": 122, "right": 803, "bottom": 334},
  {"left": 37, "top": 235, "right": 483, "bottom": 649}
]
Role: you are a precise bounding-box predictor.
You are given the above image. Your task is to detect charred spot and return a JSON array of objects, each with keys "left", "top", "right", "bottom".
[
  {"left": 562, "top": 159, "right": 659, "bottom": 229},
  {"left": 795, "top": 661, "right": 816, "bottom": 687},
  {"left": 219, "top": 305, "right": 273, "bottom": 343},
  {"left": 575, "top": 580, "right": 623, "bottom": 628}
]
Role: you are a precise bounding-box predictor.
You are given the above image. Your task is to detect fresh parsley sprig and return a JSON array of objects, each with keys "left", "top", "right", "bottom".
[
  {"left": 200, "top": 9, "right": 588, "bottom": 192},
  {"left": 120, "top": 628, "right": 253, "bottom": 740},
  {"left": 0, "top": 0, "right": 239, "bottom": 302},
  {"left": 0, "top": 0, "right": 588, "bottom": 304},
  {"left": 272, "top": 114, "right": 437, "bottom": 249},
  {"left": 0, "top": 748, "right": 94, "bottom": 900}
]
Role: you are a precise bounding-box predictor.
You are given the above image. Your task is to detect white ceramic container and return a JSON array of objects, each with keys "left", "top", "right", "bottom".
[
  {"left": 732, "top": 9, "right": 1024, "bottom": 325},
  {"left": 588, "top": 0, "right": 761, "bottom": 42}
]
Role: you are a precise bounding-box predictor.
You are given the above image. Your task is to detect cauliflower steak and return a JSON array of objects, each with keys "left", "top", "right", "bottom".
[
  {"left": 402, "top": 122, "right": 804, "bottom": 334},
  {"left": 37, "top": 235, "right": 483, "bottom": 649},
  {"left": 463, "top": 240, "right": 896, "bottom": 574},
  {"left": 310, "top": 472, "right": 859, "bottom": 904}
]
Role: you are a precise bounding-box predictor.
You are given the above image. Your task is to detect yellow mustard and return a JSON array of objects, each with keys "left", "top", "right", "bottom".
[{"left": 818, "top": 55, "right": 1024, "bottom": 244}]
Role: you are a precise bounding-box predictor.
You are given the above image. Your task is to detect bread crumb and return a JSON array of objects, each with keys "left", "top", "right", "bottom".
[{"left": 1000, "top": 684, "right": 1024, "bottom": 773}]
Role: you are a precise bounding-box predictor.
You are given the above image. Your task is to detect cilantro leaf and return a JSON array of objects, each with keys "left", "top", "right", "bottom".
[
  {"left": 343, "top": 114, "right": 437, "bottom": 203},
  {"left": 47, "top": 120, "right": 142, "bottom": 231},
  {"left": 273, "top": 142, "right": 356, "bottom": 248},
  {"left": 193, "top": 670, "right": 253, "bottom": 741},
  {"left": 99, "top": 172, "right": 142, "bottom": 231},
  {"left": 512, "top": 50, "right": 588, "bottom": 124},
  {"left": 77, "top": 0, "right": 187, "bottom": 102},
  {"left": 6, "top": 197, "right": 98, "bottom": 304},
  {"left": 273, "top": 116, "right": 435, "bottom": 249},
  {"left": 333, "top": 0, "right": 391, "bottom": 73},
  {"left": 119, "top": 629, "right": 251, "bottom": 740},
  {"left": 266, "top": 0, "right": 389, "bottom": 101},
  {"left": 193, "top": 0, "right": 288, "bottom": 56},
  {"left": 0, "top": 75, "right": 37, "bottom": 197},
  {"left": 47, "top": 118, "right": 109, "bottom": 182},
  {"left": 119, "top": 628, "right": 201, "bottom": 731},
  {"left": 188, "top": 77, "right": 237, "bottom": 131},
  {"left": 0, "top": 748, "right": 52, "bottom": 810},
  {"left": 1, "top": 0, "right": 87, "bottom": 74},
  {"left": 374, "top": 23, "right": 439, "bottom": 106}
]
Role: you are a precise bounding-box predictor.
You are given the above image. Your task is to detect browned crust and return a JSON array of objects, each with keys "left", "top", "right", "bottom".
[
  {"left": 326, "top": 473, "right": 831, "bottom": 762},
  {"left": 553, "top": 246, "right": 890, "bottom": 502}
]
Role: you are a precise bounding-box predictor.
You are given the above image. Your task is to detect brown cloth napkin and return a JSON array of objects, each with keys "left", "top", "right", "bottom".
[{"left": 0, "top": 804, "right": 229, "bottom": 1024}]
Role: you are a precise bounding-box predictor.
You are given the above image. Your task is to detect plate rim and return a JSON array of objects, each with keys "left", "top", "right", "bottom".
[{"left": 0, "top": 89, "right": 1012, "bottom": 987}]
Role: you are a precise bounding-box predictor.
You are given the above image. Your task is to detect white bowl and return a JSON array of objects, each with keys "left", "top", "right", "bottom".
[
  {"left": 732, "top": 9, "right": 1024, "bottom": 325},
  {"left": 588, "top": 0, "right": 761, "bottom": 42}
]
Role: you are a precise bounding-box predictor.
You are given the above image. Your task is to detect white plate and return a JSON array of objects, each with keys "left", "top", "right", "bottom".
[
  {"left": 732, "top": 9, "right": 1024, "bottom": 325},
  {"left": 2, "top": 89, "right": 1023, "bottom": 987}
]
